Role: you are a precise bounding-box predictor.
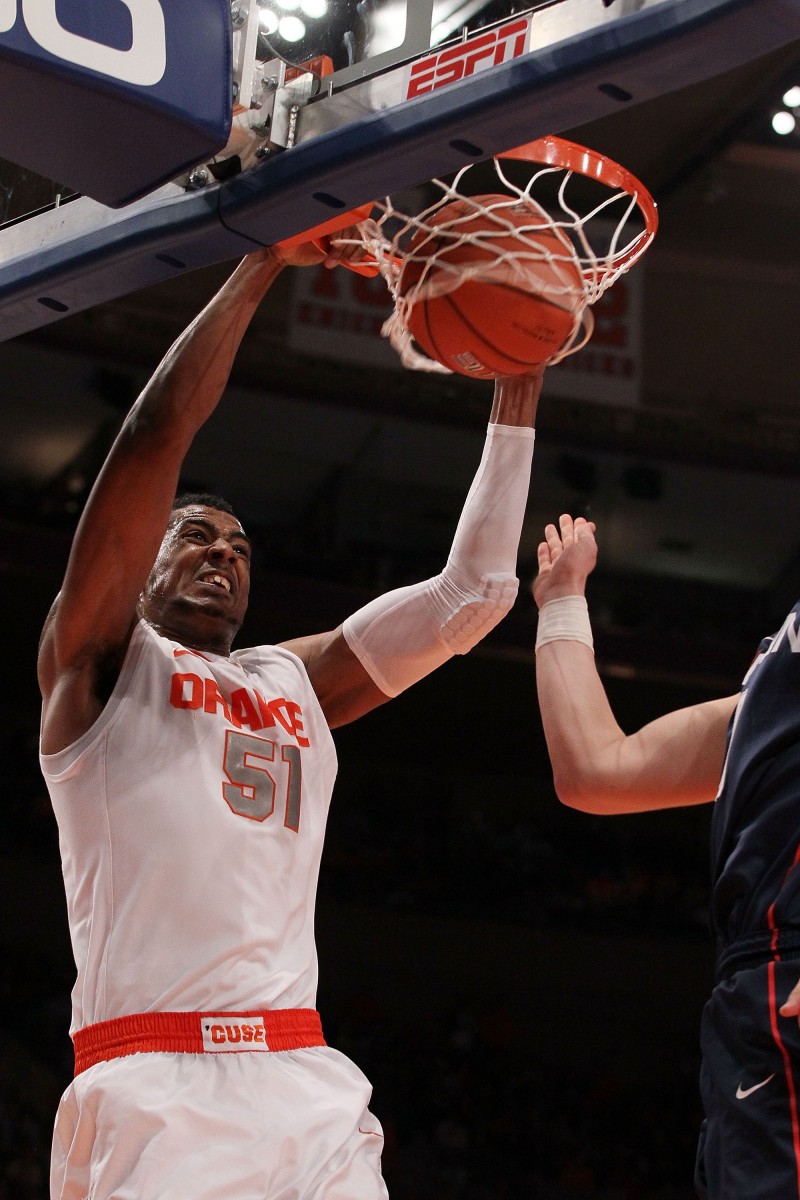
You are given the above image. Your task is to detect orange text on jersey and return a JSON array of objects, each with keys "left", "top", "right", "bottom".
[{"left": 169, "top": 672, "right": 310, "bottom": 747}]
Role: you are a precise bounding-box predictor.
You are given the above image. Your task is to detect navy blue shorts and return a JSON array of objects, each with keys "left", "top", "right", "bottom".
[{"left": 696, "top": 956, "right": 800, "bottom": 1199}]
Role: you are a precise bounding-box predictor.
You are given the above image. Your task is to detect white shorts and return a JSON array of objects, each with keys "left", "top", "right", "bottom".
[{"left": 51, "top": 1044, "right": 388, "bottom": 1200}]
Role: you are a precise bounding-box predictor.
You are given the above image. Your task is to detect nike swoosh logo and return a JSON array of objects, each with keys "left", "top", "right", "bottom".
[{"left": 736, "top": 1074, "right": 775, "bottom": 1100}]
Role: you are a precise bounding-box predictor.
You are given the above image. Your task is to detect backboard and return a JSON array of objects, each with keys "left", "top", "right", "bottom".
[{"left": 0, "top": 0, "right": 799, "bottom": 342}]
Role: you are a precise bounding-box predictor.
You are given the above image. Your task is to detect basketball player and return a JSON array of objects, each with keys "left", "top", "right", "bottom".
[
  {"left": 38, "top": 240, "right": 542, "bottom": 1200},
  {"left": 533, "top": 513, "right": 800, "bottom": 1200}
]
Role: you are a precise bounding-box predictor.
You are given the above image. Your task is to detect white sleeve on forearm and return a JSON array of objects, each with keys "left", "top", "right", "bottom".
[{"left": 342, "top": 422, "right": 534, "bottom": 696}]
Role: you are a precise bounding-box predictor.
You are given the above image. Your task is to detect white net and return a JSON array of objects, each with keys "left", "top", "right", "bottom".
[{"left": 333, "top": 137, "right": 658, "bottom": 377}]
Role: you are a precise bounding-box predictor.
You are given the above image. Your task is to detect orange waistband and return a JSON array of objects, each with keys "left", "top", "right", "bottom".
[{"left": 73, "top": 1008, "right": 325, "bottom": 1076}]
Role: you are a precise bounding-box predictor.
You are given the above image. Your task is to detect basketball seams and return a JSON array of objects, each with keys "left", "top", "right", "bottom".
[
  {"left": 441, "top": 290, "right": 541, "bottom": 376},
  {"left": 458, "top": 288, "right": 564, "bottom": 377},
  {"left": 398, "top": 193, "right": 583, "bottom": 377},
  {"left": 418, "top": 293, "right": 445, "bottom": 372},
  {"left": 413, "top": 279, "right": 576, "bottom": 378}
]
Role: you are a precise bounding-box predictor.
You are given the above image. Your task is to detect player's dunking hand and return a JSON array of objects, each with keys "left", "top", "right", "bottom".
[
  {"left": 267, "top": 239, "right": 329, "bottom": 269},
  {"left": 269, "top": 221, "right": 375, "bottom": 272},
  {"left": 322, "top": 224, "right": 378, "bottom": 271},
  {"left": 533, "top": 513, "right": 597, "bottom": 609}
]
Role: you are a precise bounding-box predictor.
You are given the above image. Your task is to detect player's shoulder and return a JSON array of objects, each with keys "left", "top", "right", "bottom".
[{"left": 233, "top": 641, "right": 310, "bottom": 676}]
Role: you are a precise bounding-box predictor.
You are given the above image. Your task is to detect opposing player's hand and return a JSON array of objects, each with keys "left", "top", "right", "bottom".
[
  {"left": 780, "top": 975, "right": 800, "bottom": 1022},
  {"left": 533, "top": 514, "right": 597, "bottom": 609}
]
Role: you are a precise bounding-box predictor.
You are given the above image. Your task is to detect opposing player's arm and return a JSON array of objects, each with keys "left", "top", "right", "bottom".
[
  {"left": 38, "top": 246, "right": 322, "bottom": 750},
  {"left": 534, "top": 514, "right": 737, "bottom": 812},
  {"left": 284, "top": 371, "right": 542, "bottom": 727},
  {"left": 539, "top": 653, "right": 737, "bottom": 811}
]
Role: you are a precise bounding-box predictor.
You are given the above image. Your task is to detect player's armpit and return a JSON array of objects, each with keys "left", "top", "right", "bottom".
[{"left": 281, "top": 629, "right": 391, "bottom": 728}]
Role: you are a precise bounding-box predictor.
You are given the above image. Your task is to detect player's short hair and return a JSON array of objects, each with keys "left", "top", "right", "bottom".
[{"left": 171, "top": 491, "right": 236, "bottom": 516}]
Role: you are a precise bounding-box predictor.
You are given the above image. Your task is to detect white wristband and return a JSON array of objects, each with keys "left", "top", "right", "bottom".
[{"left": 535, "top": 596, "right": 594, "bottom": 651}]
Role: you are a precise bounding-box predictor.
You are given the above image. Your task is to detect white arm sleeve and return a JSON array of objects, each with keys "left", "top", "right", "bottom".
[{"left": 342, "top": 422, "right": 534, "bottom": 696}]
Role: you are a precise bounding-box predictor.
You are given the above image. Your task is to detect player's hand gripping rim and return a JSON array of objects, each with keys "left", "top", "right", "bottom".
[{"left": 274, "top": 204, "right": 385, "bottom": 275}]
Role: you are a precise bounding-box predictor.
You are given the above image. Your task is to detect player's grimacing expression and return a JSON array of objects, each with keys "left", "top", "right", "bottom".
[{"left": 140, "top": 505, "right": 252, "bottom": 650}]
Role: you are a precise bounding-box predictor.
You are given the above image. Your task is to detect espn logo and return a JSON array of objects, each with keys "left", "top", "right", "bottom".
[
  {"left": 201, "top": 1016, "right": 269, "bottom": 1053},
  {"left": 407, "top": 18, "right": 530, "bottom": 99}
]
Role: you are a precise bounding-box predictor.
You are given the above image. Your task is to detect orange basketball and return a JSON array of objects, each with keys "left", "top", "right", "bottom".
[{"left": 398, "top": 194, "right": 585, "bottom": 379}]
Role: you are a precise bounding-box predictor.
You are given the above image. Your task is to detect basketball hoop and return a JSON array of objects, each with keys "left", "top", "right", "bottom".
[{"left": 321, "top": 136, "right": 658, "bottom": 376}]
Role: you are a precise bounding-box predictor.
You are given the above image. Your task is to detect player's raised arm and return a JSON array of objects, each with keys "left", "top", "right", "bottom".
[
  {"left": 38, "top": 245, "right": 322, "bottom": 751},
  {"left": 534, "top": 514, "right": 737, "bottom": 813},
  {"left": 282, "top": 369, "right": 542, "bottom": 728}
]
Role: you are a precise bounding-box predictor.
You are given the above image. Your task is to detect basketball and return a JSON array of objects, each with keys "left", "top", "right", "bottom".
[{"left": 398, "top": 194, "right": 585, "bottom": 379}]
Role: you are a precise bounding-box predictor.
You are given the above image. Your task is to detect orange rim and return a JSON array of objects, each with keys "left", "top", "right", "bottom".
[
  {"left": 501, "top": 135, "right": 658, "bottom": 270},
  {"left": 275, "top": 202, "right": 374, "bottom": 250},
  {"left": 276, "top": 137, "right": 657, "bottom": 279},
  {"left": 275, "top": 202, "right": 389, "bottom": 276}
]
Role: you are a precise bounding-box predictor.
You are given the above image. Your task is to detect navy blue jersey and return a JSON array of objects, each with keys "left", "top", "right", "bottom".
[{"left": 711, "top": 602, "right": 800, "bottom": 961}]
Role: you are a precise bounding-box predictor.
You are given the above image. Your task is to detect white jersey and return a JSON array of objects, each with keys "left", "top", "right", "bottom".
[{"left": 40, "top": 620, "right": 338, "bottom": 1034}]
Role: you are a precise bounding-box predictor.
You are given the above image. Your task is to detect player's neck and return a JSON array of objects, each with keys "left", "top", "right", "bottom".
[{"left": 142, "top": 610, "right": 237, "bottom": 657}]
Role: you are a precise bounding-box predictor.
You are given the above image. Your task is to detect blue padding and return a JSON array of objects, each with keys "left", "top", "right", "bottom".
[
  {"left": 0, "top": 0, "right": 232, "bottom": 207},
  {"left": 0, "top": 188, "right": 261, "bottom": 343},
  {"left": 0, "top": 0, "right": 797, "bottom": 342}
]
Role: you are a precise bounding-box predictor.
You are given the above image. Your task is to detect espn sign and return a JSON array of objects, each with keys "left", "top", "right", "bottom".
[{"left": 406, "top": 17, "right": 531, "bottom": 99}]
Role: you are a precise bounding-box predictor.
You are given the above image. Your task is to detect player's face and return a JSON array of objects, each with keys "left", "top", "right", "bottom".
[{"left": 139, "top": 506, "right": 252, "bottom": 653}]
